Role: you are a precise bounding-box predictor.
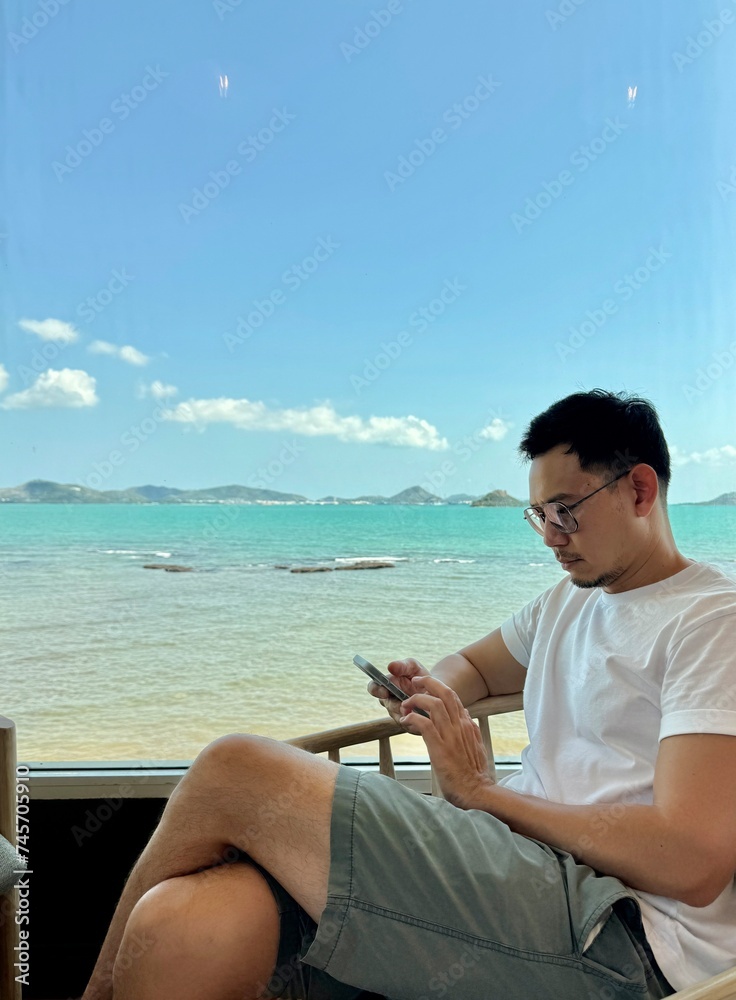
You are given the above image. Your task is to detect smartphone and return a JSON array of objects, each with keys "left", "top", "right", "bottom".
[{"left": 353, "top": 655, "right": 430, "bottom": 718}]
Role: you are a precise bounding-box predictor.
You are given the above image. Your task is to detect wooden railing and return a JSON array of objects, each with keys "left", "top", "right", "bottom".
[{"left": 286, "top": 692, "right": 524, "bottom": 792}]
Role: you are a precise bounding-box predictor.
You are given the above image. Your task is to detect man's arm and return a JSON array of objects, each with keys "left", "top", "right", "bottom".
[
  {"left": 453, "top": 627, "right": 528, "bottom": 697},
  {"left": 402, "top": 676, "right": 736, "bottom": 908},
  {"left": 374, "top": 628, "right": 526, "bottom": 725},
  {"left": 470, "top": 731, "right": 736, "bottom": 907}
]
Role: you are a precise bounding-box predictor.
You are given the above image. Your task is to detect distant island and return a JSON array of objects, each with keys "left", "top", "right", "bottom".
[
  {"left": 681, "top": 492, "right": 736, "bottom": 506},
  {"left": 0, "top": 480, "right": 526, "bottom": 506},
  {"left": 470, "top": 489, "right": 525, "bottom": 508},
  {"left": 1, "top": 480, "right": 733, "bottom": 507}
]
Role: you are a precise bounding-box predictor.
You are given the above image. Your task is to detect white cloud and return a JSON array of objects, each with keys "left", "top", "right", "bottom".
[
  {"left": 671, "top": 444, "right": 736, "bottom": 467},
  {"left": 1, "top": 368, "right": 98, "bottom": 409},
  {"left": 162, "top": 397, "right": 449, "bottom": 450},
  {"left": 119, "top": 345, "right": 150, "bottom": 366},
  {"left": 89, "top": 340, "right": 117, "bottom": 356},
  {"left": 19, "top": 318, "right": 79, "bottom": 344},
  {"left": 139, "top": 380, "right": 178, "bottom": 400},
  {"left": 478, "top": 417, "right": 512, "bottom": 442},
  {"left": 0, "top": 364, "right": 8, "bottom": 394},
  {"left": 89, "top": 340, "right": 150, "bottom": 366}
]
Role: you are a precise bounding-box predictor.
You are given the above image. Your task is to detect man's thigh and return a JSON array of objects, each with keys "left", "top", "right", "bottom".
[
  {"left": 249, "top": 856, "right": 383, "bottom": 1000},
  {"left": 176, "top": 734, "right": 340, "bottom": 922},
  {"left": 257, "top": 766, "right": 673, "bottom": 1000}
]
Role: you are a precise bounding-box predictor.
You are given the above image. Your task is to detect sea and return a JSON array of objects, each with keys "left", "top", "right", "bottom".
[{"left": 3, "top": 503, "right": 735, "bottom": 764}]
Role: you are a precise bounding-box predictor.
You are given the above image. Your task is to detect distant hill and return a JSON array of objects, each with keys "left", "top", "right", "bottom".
[
  {"left": 687, "top": 492, "right": 736, "bottom": 506},
  {"left": 0, "top": 480, "right": 128, "bottom": 504},
  {"left": 99, "top": 488, "right": 152, "bottom": 503},
  {"left": 0, "top": 480, "right": 308, "bottom": 504},
  {"left": 155, "top": 484, "right": 309, "bottom": 503},
  {"left": 386, "top": 485, "right": 441, "bottom": 505},
  {"left": 470, "top": 489, "right": 526, "bottom": 508},
  {"left": 133, "top": 484, "right": 187, "bottom": 502},
  {"left": 0, "top": 480, "right": 511, "bottom": 506},
  {"left": 316, "top": 486, "right": 443, "bottom": 505}
]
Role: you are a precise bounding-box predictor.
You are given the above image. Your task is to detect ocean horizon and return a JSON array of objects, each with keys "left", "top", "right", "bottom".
[
  {"left": 4, "top": 503, "right": 736, "bottom": 763},
  {"left": 1, "top": 477, "right": 735, "bottom": 506}
]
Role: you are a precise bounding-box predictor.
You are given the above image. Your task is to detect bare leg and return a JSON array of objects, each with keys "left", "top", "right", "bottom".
[
  {"left": 81, "top": 735, "right": 339, "bottom": 1000},
  {"left": 112, "top": 862, "right": 280, "bottom": 1000}
]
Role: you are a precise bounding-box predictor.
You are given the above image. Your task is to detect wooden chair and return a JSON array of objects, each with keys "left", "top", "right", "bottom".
[
  {"left": 1, "top": 716, "right": 23, "bottom": 1000},
  {"left": 288, "top": 693, "right": 736, "bottom": 1000}
]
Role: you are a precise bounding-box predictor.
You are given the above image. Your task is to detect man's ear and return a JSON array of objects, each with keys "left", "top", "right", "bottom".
[{"left": 629, "top": 464, "right": 659, "bottom": 517}]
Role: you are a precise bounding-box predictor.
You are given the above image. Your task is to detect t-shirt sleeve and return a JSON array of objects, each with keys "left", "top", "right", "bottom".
[
  {"left": 660, "top": 610, "right": 736, "bottom": 740},
  {"left": 500, "top": 588, "right": 551, "bottom": 669}
]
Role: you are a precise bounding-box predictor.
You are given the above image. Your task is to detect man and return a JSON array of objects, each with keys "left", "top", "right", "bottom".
[{"left": 83, "top": 389, "right": 736, "bottom": 1000}]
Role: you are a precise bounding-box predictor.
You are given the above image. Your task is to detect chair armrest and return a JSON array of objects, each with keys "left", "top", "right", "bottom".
[{"left": 671, "top": 967, "right": 736, "bottom": 999}]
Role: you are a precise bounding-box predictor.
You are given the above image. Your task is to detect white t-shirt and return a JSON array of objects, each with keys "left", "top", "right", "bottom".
[{"left": 498, "top": 561, "right": 736, "bottom": 992}]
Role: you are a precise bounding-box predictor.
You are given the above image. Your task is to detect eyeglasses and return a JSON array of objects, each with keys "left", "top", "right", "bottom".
[{"left": 523, "top": 469, "right": 631, "bottom": 535}]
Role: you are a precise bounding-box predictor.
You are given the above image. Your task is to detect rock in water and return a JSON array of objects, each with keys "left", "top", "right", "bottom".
[
  {"left": 288, "top": 560, "right": 395, "bottom": 573},
  {"left": 334, "top": 561, "right": 394, "bottom": 570},
  {"left": 143, "top": 564, "right": 193, "bottom": 572}
]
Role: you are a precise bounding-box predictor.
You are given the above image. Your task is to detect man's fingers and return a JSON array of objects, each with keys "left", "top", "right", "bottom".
[
  {"left": 367, "top": 680, "right": 390, "bottom": 701},
  {"left": 387, "top": 657, "right": 427, "bottom": 679},
  {"left": 401, "top": 691, "right": 450, "bottom": 725},
  {"left": 410, "top": 675, "right": 463, "bottom": 718}
]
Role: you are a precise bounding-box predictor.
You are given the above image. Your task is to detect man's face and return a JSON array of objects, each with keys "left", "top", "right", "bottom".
[{"left": 528, "top": 445, "right": 632, "bottom": 590}]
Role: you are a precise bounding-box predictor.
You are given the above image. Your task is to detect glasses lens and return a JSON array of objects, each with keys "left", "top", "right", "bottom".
[
  {"left": 524, "top": 509, "right": 545, "bottom": 534},
  {"left": 546, "top": 503, "right": 576, "bottom": 533}
]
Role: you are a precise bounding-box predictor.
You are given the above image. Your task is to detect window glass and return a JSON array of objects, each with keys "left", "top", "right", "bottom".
[{"left": 3, "top": 0, "right": 735, "bottom": 763}]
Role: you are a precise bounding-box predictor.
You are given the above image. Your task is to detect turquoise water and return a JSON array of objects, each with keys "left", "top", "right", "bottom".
[{"left": 2, "top": 504, "right": 735, "bottom": 762}]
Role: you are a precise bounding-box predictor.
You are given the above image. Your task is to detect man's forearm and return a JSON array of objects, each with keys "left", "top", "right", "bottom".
[
  {"left": 431, "top": 653, "right": 489, "bottom": 705},
  {"left": 469, "top": 782, "right": 716, "bottom": 907}
]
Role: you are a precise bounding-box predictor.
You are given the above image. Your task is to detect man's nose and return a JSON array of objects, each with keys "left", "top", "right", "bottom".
[{"left": 542, "top": 518, "right": 570, "bottom": 547}]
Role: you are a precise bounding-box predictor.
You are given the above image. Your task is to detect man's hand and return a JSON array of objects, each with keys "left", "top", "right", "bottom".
[
  {"left": 400, "top": 675, "right": 495, "bottom": 807},
  {"left": 366, "top": 657, "right": 429, "bottom": 733}
]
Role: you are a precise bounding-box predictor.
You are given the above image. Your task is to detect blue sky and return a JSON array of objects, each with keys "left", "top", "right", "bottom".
[{"left": 2, "top": 0, "right": 736, "bottom": 502}]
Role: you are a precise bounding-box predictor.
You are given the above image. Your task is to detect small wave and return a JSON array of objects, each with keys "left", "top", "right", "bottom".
[
  {"left": 527, "top": 562, "right": 546, "bottom": 567},
  {"left": 334, "top": 555, "right": 408, "bottom": 564},
  {"left": 99, "top": 549, "right": 172, "bottom": 558},
  {"left": 433, "top": 558, "right": 476, "bottom": 564}
]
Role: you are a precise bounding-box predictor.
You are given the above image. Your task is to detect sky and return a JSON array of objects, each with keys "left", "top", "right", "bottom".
[{"left": 2, "top": 0, "right": 736, "bottom": 503}]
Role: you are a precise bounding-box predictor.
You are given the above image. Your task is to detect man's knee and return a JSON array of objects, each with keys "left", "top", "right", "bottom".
[
  {"left": 194, "top": 731, "right": 280, "bottom": 775},
  {"left": 190, "top": 733, "right": 320, "bottom": 796},
  {"left": 123, "top": 875, "right": 195, "bottom": 944},
  {"left": 113, "top": 865, "right": 281, "bottom": 990},
  {"left": 111, "top": 878, "right": 184, "bottom": 984}
]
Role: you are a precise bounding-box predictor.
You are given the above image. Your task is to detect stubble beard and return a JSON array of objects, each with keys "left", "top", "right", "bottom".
[{"left": 569, "top": 563, "right": 625, "bottom": 589}]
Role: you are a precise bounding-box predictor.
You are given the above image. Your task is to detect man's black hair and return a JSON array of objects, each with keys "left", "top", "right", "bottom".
[{"left": 519, "top": 389, "right": 671, "bottom": 495}]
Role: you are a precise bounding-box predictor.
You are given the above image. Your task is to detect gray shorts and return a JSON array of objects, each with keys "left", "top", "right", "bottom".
[{"left": 256, "top": 765, "right": 674, "bottom": 1000}]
